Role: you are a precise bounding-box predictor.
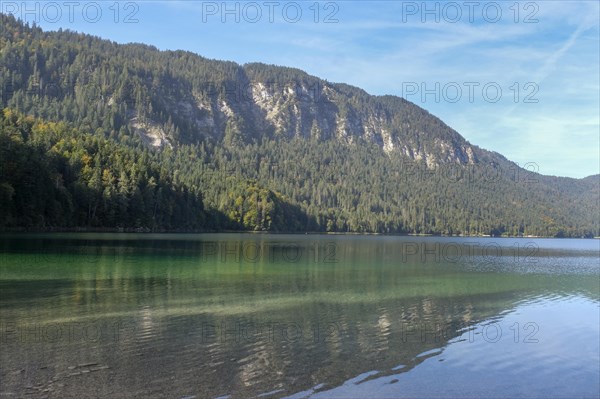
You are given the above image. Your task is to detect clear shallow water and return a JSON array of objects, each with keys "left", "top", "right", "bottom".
[{"left": 0, "top": 234, "right": 598, "bottom": 398}]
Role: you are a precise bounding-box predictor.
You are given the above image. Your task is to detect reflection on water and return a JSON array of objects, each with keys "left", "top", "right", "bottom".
[
  {"left": 300, "top": 295, "right": 599, "bottom": 399},
  {"left": 0, "top": 234, "right": 598, "bottom": 398}
]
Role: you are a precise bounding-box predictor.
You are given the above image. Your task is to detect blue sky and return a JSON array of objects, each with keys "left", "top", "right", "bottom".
[{"left": 4, "top": 0, "right": 599, "bottom": 178}]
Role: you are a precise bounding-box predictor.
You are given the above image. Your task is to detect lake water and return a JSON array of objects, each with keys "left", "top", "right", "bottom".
[{"left": 0, "top": 234, "right": 598, "bottom": 398}]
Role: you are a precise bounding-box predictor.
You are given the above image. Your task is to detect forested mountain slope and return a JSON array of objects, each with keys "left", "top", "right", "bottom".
[{"left": 1, "top": 15, "right": 598, "bottom": 236}]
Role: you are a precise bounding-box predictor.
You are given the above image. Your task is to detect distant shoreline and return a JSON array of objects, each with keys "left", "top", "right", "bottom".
[{"left": 0, "top": 227, "right": 596, "bottom": 239}]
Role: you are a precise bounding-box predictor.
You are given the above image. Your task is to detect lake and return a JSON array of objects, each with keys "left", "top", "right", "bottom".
[{"left": 0, "top": 234, "right": 598, "bottom": 398}]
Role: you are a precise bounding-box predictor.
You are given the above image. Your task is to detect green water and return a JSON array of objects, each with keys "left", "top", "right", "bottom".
[{"left": 0, "top": 234, "right": 598, "bottom": 398}]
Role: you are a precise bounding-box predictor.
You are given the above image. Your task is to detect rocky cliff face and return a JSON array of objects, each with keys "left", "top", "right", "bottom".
[{"left": 133, "top": 68, "right": 479, "bottom": 168}]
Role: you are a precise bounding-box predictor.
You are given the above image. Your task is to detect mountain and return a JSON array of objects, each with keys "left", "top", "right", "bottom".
[{"left": 1, "top": 14, "right": 598, "bottom": 236}]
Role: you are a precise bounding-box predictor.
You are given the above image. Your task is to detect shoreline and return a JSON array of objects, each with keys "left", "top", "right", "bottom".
[{"left": 0, "top": 227, "right": 595, "bottom": 239}]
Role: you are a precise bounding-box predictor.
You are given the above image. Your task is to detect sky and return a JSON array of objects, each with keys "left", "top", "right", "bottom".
[{"left": 3, "top": 0, "right": 599, "bottom": 178}]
